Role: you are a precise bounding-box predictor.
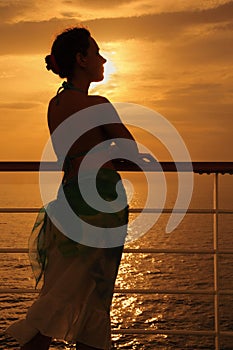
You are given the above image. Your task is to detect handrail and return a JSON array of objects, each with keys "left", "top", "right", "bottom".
[
  {"left": 1, "top": 208, "right": 233, "bottom": 214},
  {"left": 0, "top": 160, "right": 233, "bottom": 173},
  {"left": 0, "top": 287, "right": 232, "bottom": 296},
  {"left": 1, "top": 247, "right": 233, "bottom": 254}
]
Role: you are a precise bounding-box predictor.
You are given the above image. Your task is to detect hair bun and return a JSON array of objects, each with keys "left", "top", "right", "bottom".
[{"left": 45, "top": 54, "right": 60, "bottom": 75}]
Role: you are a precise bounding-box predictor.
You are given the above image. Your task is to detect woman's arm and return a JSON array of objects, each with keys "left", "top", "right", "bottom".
[{"left": 97, "top": 97, "right": 140, "bottom": 157}]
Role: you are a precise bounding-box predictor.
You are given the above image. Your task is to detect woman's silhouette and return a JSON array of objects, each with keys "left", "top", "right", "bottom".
[{"left": 6, "top": 27, "right": 139, "bottom": 350}]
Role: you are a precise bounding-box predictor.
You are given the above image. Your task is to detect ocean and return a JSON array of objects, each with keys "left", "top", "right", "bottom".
[{"left": 0, "top": 173, "right": 233, "bottom": 349}]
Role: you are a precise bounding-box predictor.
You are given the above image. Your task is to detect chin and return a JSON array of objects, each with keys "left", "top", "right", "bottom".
[
  {"left": 93, "top": 75, "right": 104, "bottom": 82},
  {"left": 93, "top": 72, "right": 104, "bottom": 83}
]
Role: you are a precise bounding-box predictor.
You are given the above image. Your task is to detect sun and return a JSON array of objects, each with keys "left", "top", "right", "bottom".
[
  {"left": 102, "top": 53, "right": 116, "bottom": 83},
  {"left": 90, "top": 52, "right": 117, "bottom": 92}
]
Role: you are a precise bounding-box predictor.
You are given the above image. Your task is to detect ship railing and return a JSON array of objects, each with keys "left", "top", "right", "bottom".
[{"left": 0, "top": 159, "right": 233, "bottom": 349}]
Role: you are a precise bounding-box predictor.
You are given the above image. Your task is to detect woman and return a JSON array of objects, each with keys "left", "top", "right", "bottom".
[{"left": 6, "top": 27, "right": 139, "bottom": 349}]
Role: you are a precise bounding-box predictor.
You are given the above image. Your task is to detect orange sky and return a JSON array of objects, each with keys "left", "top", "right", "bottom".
[{"left": 0, "top": 0, "right": 233, "bottom": 161}]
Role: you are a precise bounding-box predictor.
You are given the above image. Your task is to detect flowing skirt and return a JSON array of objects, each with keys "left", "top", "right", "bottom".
[{"left": 6, "top": 168, "right": 128, "bottom": 349}]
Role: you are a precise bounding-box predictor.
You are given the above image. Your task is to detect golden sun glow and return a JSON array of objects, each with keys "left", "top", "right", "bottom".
[
  {"left": 90, "top": 53, "right": 116, "bottom": 92},
  {"left": 102, "top": 53, "right": 116, "bottom": 83}
]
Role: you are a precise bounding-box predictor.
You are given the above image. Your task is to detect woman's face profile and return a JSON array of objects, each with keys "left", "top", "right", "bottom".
[{"left": 84, "top": 37, "right": 107, "bottom": 83}]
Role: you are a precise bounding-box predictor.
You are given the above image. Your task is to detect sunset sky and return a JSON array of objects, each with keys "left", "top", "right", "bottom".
[{"left": 0, "top": 0, "right": 233, "bottom": 161}]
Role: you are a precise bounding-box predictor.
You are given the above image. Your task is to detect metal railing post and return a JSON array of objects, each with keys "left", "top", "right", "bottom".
[{"left": 213, "top": 173, "right": 220, "bottom": 349}]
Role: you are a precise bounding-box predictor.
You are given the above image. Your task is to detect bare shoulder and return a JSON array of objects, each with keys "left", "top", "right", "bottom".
[
  {"left": 48, "top": 93, "right": 109, "bottom": 110},
  {"left": 48, "top": 95, "right": 58, "bottom": 110},
  {"left": 88, "top": 95, "right": 110, "bottom": 105},
  {"left": 47, "top": 93, "right": 111, "bottom": 133}
]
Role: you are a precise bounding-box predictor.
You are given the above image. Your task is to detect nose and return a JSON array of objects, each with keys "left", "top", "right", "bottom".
[{"left": 102, "top": 55, "right": 107, "bottom": 64}]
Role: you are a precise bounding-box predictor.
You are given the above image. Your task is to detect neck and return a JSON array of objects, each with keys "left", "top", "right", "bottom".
[{"left": 68, "top": 77, "right": 90, "bottom": 95}]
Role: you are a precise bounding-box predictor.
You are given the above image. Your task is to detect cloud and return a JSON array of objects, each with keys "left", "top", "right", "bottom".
[
  {"left": 60, "top": 11, "right": 82, "bottom": 18},
  {"left": 1, "top": 0, "right": 232, "bottom": 24},
  {"left": 0, "top": 18, "right": 78, "bottom": 55},
  {"left": 85, "top": 1, "right": 233, "bottom": 41},
  {"left": 0, "top": 102, "right": 42, "bottom": 110},
  {"left": 0, "top": 1, "right": 232, "bottom": 55},
  {"left": 61, "top": 0, "right": 233, "bottom": 19},
  {"left": 66, "top": 0, "right": 138, "bottom": 8},
  {"left": 170, "top": 31, "right": 233, "bottom": 66},
  {"left": 0, "top": 0, "right": 34, "bottom": 22}
]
